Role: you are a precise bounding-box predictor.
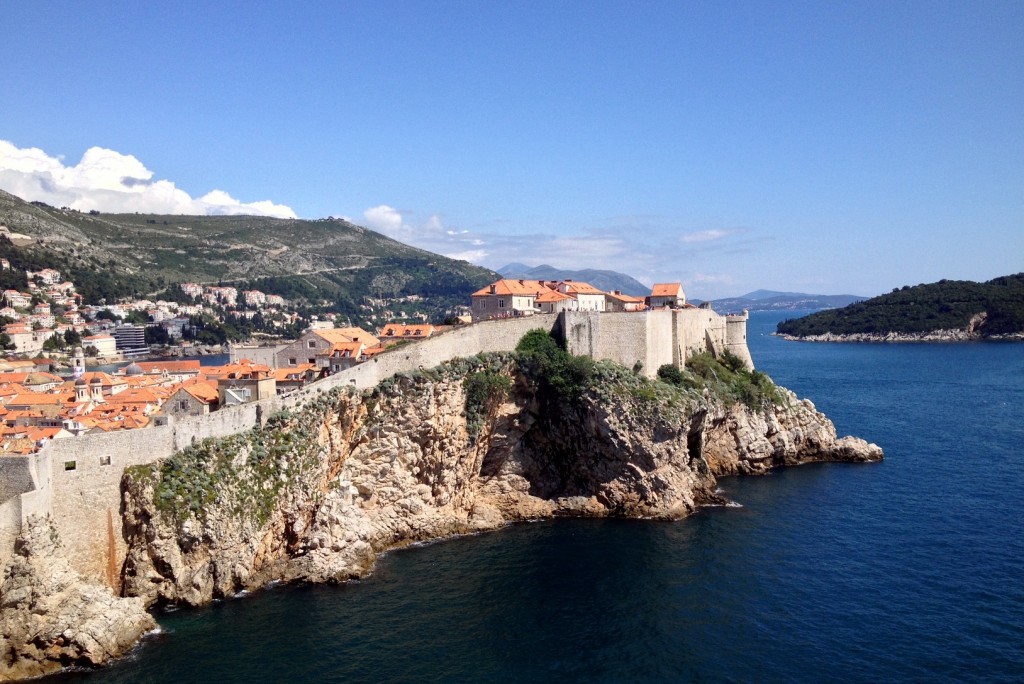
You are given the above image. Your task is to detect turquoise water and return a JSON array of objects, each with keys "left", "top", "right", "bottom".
[{"left": 57, "top": 312, "right": 1024, "bottom": 682}]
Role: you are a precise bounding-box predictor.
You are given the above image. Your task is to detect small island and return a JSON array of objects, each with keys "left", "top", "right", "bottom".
[{"left": 776, "top": 273, "right": 1024, "bottom": 342}]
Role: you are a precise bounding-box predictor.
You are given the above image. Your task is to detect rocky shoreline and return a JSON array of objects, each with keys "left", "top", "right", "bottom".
[
  {"left": 779, "top": 330, "right": 1024, "bottom": 342},
  {"left": 0, "top": 355, "right": 882, "bottom": 680}
]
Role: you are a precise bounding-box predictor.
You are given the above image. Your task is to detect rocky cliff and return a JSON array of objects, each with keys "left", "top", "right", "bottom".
[
  {"left": 119, "top": 354, "right": 881, "bottom": 608},
  {"left": 0, "top": 518, "right": 155, "bottom": 681},
  {"left": 0, "top": 352, "right": 881, "bottom": 679}
]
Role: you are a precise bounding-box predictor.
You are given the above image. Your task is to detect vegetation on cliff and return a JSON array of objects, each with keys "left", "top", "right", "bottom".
[
  {"left": 125, "top": 388, "right": 353, "bottom": 528},
  {"left": 777, "top": 273, "right": 1024, "bottom": 338},
  {"left": 658, "top": 351, "right": 783, "bottom": 410},
  {"left": 111, "top": 334, "right": 879, "bottom": 622},
  {"left": 125, "top": 334, "right": 795, "bottom": 537}
]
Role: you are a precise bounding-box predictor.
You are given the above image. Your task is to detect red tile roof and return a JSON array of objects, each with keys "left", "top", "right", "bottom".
[
  {"left": 471, "top": 279, "right": 553, "bottom": 297},
  {"left": 651, "top": 283, "right": 682, "bottom": 297}
]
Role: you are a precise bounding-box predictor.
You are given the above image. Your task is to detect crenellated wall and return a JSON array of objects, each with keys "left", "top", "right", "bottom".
[{"left": 0, "top": 309, "right": 750, "bottom": 582}]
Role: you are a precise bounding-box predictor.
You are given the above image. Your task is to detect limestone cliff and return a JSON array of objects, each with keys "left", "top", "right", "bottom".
[
  {"left": 0, "top": 518, "right": 155, "bottom": 681},
  {"left": 0, "top": 353, "right": 881, "bottom": 679},
  {"left": 118, "top": 354, "right": 881, "bottom": 608}
]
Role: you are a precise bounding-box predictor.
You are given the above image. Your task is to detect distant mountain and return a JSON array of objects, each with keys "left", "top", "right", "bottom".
[
  {"left": 739, "top": 289, "right": 819, "bottom": 300},
  {"left": 698, "top": 292, "right": 867, "bottom": 312},
  {"left": 0, "top": 189, "right": 497, "bottom": 323},
  {"left": 497, "top": 263, "right": 649, "bottom": 297},
  {"left": 776, "top": 274, "right": 1024, "bottom": 338}
]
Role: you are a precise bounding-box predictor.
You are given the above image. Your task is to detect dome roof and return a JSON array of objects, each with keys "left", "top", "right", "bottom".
[
  {"left": 124, "top": 363, "right": 144, "bottom": 376},
  {"left": 90, "top": 375, "right": 102, "bottom": 385},
  {"left": 75, "top": 377, "right": 87, "bottom": 386}
]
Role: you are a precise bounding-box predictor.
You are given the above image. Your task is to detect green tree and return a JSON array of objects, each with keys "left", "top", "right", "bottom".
[
  {"left": 124, "top": 310, "right": 149, "bottom": 325},
  {"left": 64, "top": 328, "right": 82, "bottom": 347},
  {"left": 43, "top": 335, "right": 66, "bottom": 351}
]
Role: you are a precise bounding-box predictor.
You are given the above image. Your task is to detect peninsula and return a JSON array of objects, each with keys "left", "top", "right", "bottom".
[
  {"left": 777, "top": 273, "right": 1024, "bottom": 342},
  {"left": 0, "top": 309, "right": 881, "bottom": 680}
]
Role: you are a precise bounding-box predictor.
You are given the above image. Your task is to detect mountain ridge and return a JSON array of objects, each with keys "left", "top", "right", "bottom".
[{"left": 0, "top": 189, "right": 497, "bottom": 323}]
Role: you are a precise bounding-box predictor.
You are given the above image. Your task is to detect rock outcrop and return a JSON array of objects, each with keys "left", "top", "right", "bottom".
[
  {"left": 0, "top": 354, "right": 881, "bottom": 679},
  {"left": 0, "top": 517, "right": 155, "bottom": 681},
  {"left": 119, "top": 356, "right": 881, "bottom": 608}
]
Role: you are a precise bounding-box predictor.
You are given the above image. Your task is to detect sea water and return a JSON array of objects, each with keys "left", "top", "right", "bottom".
[{"left": 57, "top": 312, "right": 1024, "bottom": 683}]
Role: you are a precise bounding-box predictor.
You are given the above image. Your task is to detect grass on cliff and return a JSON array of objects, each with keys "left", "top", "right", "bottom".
[
  {"left": 657, "top": 351, "right": 784, "bottom": 410},
  {"left": 125, "top": 387, "right": 352, "bottom": 527}
]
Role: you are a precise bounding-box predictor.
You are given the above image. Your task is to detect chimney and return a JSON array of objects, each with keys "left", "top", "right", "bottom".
[
  {"left": 518, "top": 279, "right": 524, "bottom": 286},
  {"left": 489, "top": 284, "right": 496, "bottom": 294}
]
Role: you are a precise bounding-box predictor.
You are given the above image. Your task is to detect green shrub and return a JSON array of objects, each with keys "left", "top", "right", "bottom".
[
  {"left": 657, "top": 364, "right": 685, "bottom": 385},
  {"left": 464, "top": 370, "right": 512, "bottom": 440},
  {"left": 685, "top": 352, "right": 783, "bottom": 410},
  {"left": 515, "top": 329, "right": 593, "bottom": 400}
]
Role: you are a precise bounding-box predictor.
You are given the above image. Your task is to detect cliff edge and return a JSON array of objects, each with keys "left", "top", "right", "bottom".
[
  {"left": 0, "top": 518, "right": 155, "bottom": 681},
  {"left": 0, "top": 350, "right": 881, "bottom": 679},
  {"left": 118, "top": 352, "right": 880, "bottom": 607}
]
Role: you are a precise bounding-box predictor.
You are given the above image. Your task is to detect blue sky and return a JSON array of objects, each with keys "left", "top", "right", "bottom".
[{"left": 1, "top": 1, "right": 1021, "bottom": 299}]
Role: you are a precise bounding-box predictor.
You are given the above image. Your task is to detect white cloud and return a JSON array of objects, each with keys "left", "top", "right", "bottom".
[
  {"left": 445, "top": 249, "right": 489, "bottom": 263},
  {"left": 680, "top": 228, "right": 732, "bottom": 243},
  {"left": 352, "top": 204, "right": 759, "bottom": 298},
  {"left": 0, "top": 140, "right": 296, "bottom": 218},
  {"left": 362, "top": 204, "right": 405, "bottom": 234},
  {"left": 686, "top": 272, "right": 735, "bottom": 285}
]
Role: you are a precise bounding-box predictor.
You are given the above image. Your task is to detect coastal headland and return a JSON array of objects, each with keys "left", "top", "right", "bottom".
[{"left": 0, "top": 310, "right": 880, "bottom": 680}]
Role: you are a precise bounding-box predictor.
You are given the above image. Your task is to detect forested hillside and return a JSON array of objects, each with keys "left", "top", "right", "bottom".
[
  {"left": 777, "top": 274, "right": 1024, "bottom": 338},
  {"left": 0, "top": 189, "right": 496, "bottom": 322}
]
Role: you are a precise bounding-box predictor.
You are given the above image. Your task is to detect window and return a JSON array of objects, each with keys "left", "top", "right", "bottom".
[
  {"left": 288, "top": 358, "right": 297, "bottom": 366},
  {"left": 308, "top": 357, "right": 315, "bottom": 364},
  {"left": 179, "top": 400, "right": 189, "bottom": 410},
  {"left": 100, "top": 455, "right": 111, "bottom": 466},
  {"left": 64, "top": 461, "right": 76, "bottom": 471},
  {"left": 307, "top": 340, "right": 317, "bottom": 348},
  {"left": 499, "top": 299, "right": 506, "bottom": 308}
]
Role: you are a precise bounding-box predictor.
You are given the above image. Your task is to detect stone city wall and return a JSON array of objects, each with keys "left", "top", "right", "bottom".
[
  {"left": 563, "top": 308, "right": 751, "bottom": 378},
  {"left": 0, "top": 457, "right": 34, "bottom": 503},
  {"left": 0, "top": 310, "right": 750, "bottom": 583}
]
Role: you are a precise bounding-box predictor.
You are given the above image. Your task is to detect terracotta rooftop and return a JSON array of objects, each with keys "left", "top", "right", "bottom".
[
  {"left": 651, "top": 283, "right": 682, "bottom": 297},
  {"left": 133, "top": 360, "right": 201, "bottom": 374},
  {"left": 559, "top": 281, "right": 605, "bottom": 295},
  {"left": 471, "top": 279, "right": 553, "bottom": 297},
  {"left": 535, "top": 289, "right": 573, "bottom": 303},
  {"left": 313, "top": 327, "right": 380, "bottom": 345}
]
